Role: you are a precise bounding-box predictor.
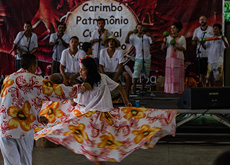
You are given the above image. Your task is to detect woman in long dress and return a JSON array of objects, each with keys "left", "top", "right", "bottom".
[
  {"left": 162, "top": 22, "right": 186, "bottom": 94},
  {"left": 35, "top": 57, "right": 177, "bottom": 164}
]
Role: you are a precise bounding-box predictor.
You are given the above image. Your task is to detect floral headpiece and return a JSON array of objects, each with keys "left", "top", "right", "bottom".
[{"left": 79, "top": 55, "right": 89, "bottom": 62}]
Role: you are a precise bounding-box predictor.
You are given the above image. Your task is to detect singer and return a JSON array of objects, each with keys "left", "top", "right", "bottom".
[
  {"left": 192, "top": 16, "right": 213, "bottom": 87},
  {"left": 13, "top": 21, "right": 38, "bottom": 70},
  {"left": 161, "top": 22, "right": 186, "bottom": 94},
  {"left": 125, "top": 23, "right": 155, "bottom": 95},
  {"left": 90, "top": 18, "right": 111, "bottom": 66},
  {"left": 201, "top": 23, "right": 229, "bottom": 87},
  {"left": 49, "top": 22, "right": 70, "bottom": 74}
]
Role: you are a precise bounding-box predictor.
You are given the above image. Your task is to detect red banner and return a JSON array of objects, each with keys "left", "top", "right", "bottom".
[{"left": 0, "top": 0, "right": 223, "bottom": 84}]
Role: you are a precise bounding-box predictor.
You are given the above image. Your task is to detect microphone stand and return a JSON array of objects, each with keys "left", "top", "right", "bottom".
[
  {"left": 197, "top": 32, "right": 206, "bottom": 87},
  {"left": 140, "top": 34, "right": 146, "bottom": 96},
  {"left": 97, "top": 32, "right": 101, "bottom": 67},
  {"left": 9, "top": 30, "right": 27, "bottom": 72},
  {"left": 55, "top": 33, "right": 61, "bottom": 74},
  {"left": 141, "top": 34, "right": 145, "bottom": 80}
]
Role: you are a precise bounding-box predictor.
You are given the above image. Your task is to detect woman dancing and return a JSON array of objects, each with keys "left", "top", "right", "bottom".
[{"left": 35, "top": 57, "right": 177, "bottom": 164}]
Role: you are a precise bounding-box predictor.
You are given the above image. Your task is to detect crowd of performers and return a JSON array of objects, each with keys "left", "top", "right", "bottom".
[
  {"left": 0, "top": 15, "right": 228, "bottom": 164},
  {"left": 12, "top": 16, "right": 229, "bottom": 96}
]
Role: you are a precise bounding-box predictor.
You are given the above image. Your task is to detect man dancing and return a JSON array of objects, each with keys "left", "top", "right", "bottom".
[{"left": 0, "top": 54, "right": 91, "bottom": 165}]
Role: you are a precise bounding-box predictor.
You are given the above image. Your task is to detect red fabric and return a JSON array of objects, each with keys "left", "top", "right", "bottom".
[{"left": 0, "top": 0, "right": 223, "bottom": 83}]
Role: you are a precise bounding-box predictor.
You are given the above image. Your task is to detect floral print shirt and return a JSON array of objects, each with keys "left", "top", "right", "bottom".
[{"left": 0, "top": 68, "right": 84, "bottom": 139}]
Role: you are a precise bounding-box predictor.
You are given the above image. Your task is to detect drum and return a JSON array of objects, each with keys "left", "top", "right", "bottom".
[
  {"left": 111, "top": 84, "right": 121, "bottom": 103},
  {"left": 105, "top": 72, "right": 122, "bottom": 103}
]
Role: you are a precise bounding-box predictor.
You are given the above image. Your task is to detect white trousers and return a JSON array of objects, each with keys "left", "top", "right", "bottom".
[{"left": 0, "top": 131, "right": 34, "bottom": 165}]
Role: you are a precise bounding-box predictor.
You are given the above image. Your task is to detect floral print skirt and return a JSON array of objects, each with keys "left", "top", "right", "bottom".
[{"left": 35, "top": 101, "right": 177, "bottom": 162}]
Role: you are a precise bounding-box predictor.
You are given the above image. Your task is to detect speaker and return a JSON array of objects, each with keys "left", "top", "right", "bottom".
[{"left": 177, "top": 87, "right": 230, "bottom": 109}]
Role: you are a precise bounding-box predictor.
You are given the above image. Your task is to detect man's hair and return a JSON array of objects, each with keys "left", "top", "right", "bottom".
[
  {"left": 97, "top": 18, "right": 105, "bottom": 24},
  {"left": 24, "top": 21, "right": 32, "bottom": 27},
  {"left": 136, "top": 23, "right": 142, "bottom": 29},
  {"left": 20, "top": 54, "right": 37, "bottom": 70},
  {"left": 199, "top": 15, "right": 207, "bottom": 20},
  {"left": 82, "top": 42, "right": 92, "bottom": 53},
  {"left": 70, "top": 36, "right": 79, "bottom": 41},
  {"left": 57, "top": 22, "right": 66, "bottom": 29},
  {"left": 213, "top": 23, "right": 222, "bottom": 30}
]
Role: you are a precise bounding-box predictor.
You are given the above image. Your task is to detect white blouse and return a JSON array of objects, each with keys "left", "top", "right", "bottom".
[
  {"left": 165, "top": 35, "right": 186, "bottom": 60},
  {"left": 74, "top": 74, "right": 119, "bottom": 113}
]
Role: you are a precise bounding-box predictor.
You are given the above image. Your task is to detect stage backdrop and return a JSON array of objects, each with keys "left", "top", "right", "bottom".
[{"left": 0, "top": 0, "right": 223, "bottom": 85}]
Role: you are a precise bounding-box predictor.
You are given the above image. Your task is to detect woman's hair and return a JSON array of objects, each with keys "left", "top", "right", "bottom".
[
  {"left": 172, "top": 22, "right": 183, "bottom": 32},
  {"left": 81, "top": 57, "right": 101, "bottom": 88}
]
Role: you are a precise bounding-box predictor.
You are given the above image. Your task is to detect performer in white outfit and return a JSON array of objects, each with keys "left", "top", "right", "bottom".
[
  {"left": 99, "top": 35, "right": 132, "bottom": 96},
  {"left": 192, "top": 16, "right": 213, "bottom": 87},
  {"left": 13, "top": 21, "right": 38, "bottom": 70},
  {"left": 0, "top": 54, "right": 91, "bottom": 165},
  {"left": 34, "top": 57, "right": 177, "bottom": 165},
  {"left": 49, "top": 36, "right": 86, "bottom": 86},
  {"left": 90, "top": 18, "right": 111, "bottom": 66},
  {"left": 49, "top": 22, "right": 70, "bottom": 74},
  {"left": 202, "top": 23, "right": 229, "bottom": 86}
]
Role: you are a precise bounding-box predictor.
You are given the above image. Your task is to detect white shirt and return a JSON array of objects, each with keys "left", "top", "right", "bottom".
[
  {"left": 60, "top": 48, "right": 86, "bottom": 73},
  {"left": 49, "top": 33, "right": 70, "bottom": 61},
  {"left": 205, "top": 36, "right": 228, "bottom": 63},
  {"left": 129, "top": 34, "right": 152, "bottom": 59},
  {"left": 99, "top": 48, "right": 124, "bottom": 73},
  {"left": 192, "top": 26, "right": 213, "bottom": 58},
  {"left": 14, "top": 32, "right": 38, "bottom": 59},
  {"left": 165, "top": 35, "right": 186, "bottom": 60},
  {"left": 90, "top": 29, "right": 111, "bottom": 59},
  {"left": 74, "top": 74, "right": 119, "bottom": 113}
]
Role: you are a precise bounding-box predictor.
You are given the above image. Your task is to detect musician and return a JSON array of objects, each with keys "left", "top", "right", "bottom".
[
  {"left": 192, "top": 16, "right": 213, "bottom": 87},
  {"left": 125, "top": 23, "right": 155, "bottom": 95},
  {"left": 161, "top": 22, "right": 186, "bottom": 94},
  {"left": 49, "top": 36, "right": 86, "bottom": 86},
  {"left": 13, "top": 21, "right": 38, "bottom": 70},
  {"left": 82, "top": 42, "right": 93, "bottom": 58},
  {"left": 90, "top": 18, "right": 111, "bottom": 66},
  {"left": 99, "top": 35, "right": 132, "bottom": 96},
  {"left": 49, "top": 22, "right": 70, "bottom": 74},
  {"left": 202, "top": 23, "right": 229, "bottom": 87}
]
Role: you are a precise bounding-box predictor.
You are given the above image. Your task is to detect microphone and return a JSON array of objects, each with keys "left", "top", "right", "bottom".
[
  {"left": 133, "top": 29, "right": 138, "bottom": 34},
  {"left": 99, "top": 27, "right": 103, "bottom": 31},
  {"left": 201, "top": 32, "right": 207, "bottom": 41},
  {"left": 24, "top": 29, "right": 28, "bottom": 34}
]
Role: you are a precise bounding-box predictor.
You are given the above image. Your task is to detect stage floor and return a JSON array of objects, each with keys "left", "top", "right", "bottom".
[
  {"left": 125, "top": 92, "right": 230, "bottom": 137},
  {"left": 0, "top": 92, "right": 230, "bottom": 165}
]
